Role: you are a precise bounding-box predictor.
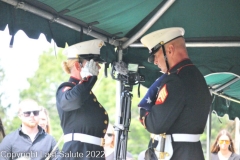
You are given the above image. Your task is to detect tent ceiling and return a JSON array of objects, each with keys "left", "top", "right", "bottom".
[
  {"left": 1, "top": 0, "right": 240, "bottom": 47},
  {"left": 1, "top": 0, "right": 240, "bottom": 119}
]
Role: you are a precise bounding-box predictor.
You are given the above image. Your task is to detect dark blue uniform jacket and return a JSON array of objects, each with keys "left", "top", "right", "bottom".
[
  {"left": 56, "top": 76, "right": 109, "bottom": 160},
  {"left": 140, "top": 59, "right": 212, "bottom": 160}
]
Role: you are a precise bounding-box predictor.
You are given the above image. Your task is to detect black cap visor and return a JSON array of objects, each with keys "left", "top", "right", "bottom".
[
  {"left": 79, "top": 54, "right": 105, "bottom": 63},
  {"left": 148, "top": 43, "right": 162, "bottom": 63}
]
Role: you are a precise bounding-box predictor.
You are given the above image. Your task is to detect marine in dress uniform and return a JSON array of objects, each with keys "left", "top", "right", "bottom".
[
  {"left": 139, "top": 28, "right": 212, "bottom": 160},
  {"left": 56, "top": 39, "right": 109, "bottom": 160}
]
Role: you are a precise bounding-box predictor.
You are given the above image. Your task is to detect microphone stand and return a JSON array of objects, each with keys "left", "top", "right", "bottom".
[
  {"left": 110, "top": 62, "right": 144, "bottom": 160},
  {"left": 114, "top": 83, "right": 133, "bottom": 160}
]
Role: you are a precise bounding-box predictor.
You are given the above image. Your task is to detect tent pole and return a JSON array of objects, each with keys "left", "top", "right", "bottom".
[
  {"left": 213, "top": 77, "right": 240, "bottom": 92},
  {"left": 121, "top": 0, "right": 175, "bottom": 49},
  {"left": 206, "top": 110, "right": 212, "bottom": 160},
  {"left": 234, "top": 117, "right": 239, "bottom": 154},
  {"left": 115, "top": 48, "right": 123, "bottom": 125},
  {"left": 114, "top": 49, "right": 123, "bottom": 160},
  {"left": 1, "top": 0, "right": 120, "bottom": 46},
  {"left": 129, "top": 42, "right": 240, "bottom": 47},
  {"left": 211, "top": 92, "right": 240, "bottom": 104},
  {"left": 235, "top": 117, "right": 239, "bottom": 154}
]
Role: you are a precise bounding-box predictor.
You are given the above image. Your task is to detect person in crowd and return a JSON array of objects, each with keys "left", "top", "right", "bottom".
[
  {"left": 104, "top": 123, "right": 133, "bottom": 160},
  {"left": 0, "top": 99, "right": 59, "bottom": 160},
  {"left": 0, "top": 117, "right": 5, "bottom": 143},
  {"left": 38, "top": 106, "right": 52, "bottom": 134},
  {"left": 138, "top": 27, "right": 212, "bottom": 160},
  {"left": 211, "top": 129, "right": 240, "bottom": 160},
  {"left": 56, "top": 39, "right": 109, "bottom": 160}
]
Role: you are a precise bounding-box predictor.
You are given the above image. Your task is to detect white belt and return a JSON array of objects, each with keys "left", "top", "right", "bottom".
[
  {"left": 172, "top": 134, "right": 200, "bottom": 142},
  {"left": 64, "top": 133, "right": 105, "bottom": 146},
  {"left": 151, "top": 134, "right": 200, "bottom": 160},
  {"left": 153, "top": 134, "right": 200, "bottom": 142}
]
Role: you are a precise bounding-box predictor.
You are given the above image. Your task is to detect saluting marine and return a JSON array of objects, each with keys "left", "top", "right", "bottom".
[
  {"left": 139, "top": 28, "right": 212, "bottom": 160},
  {"left": 56, "top": 39, "right": 109, "bottom": 160}
]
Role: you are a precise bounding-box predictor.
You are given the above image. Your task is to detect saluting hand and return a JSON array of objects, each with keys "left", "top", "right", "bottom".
[{"left": 80, "top": 59, "right": 99, "bottom": 78}]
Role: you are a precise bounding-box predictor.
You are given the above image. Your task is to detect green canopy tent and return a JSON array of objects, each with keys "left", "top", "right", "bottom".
[{"left": 1, "top": 0, "right": 240, "bottom": 159}]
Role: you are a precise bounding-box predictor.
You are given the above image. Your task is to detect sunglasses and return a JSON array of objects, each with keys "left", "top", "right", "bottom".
[
  {"left": 22, "top": 110, "right": 40, "bottom": 117},
  {"left": 106, "top": 133, "right": 114, "bottom": 137},
  {"left": 219, "top": 140, "right": 230, "bottom": 144}
]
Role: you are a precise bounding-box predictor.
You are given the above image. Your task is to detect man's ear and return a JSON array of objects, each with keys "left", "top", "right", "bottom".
[
  {"left": 168, "top": 44, "right": 174, "bottom": 54},
  {"left": 167, "top": 44, "right": 174, "bottom": 57}
]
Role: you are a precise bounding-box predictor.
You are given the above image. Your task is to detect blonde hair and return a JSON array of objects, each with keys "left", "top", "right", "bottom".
[
  {"left": 61, "top": 59, "right": 78, "bottom": 74},
  {"left": 39, "top": 107, "right": 52, "bottom": 134}
]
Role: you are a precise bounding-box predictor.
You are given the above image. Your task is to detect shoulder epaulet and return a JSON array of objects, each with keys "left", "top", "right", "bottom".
[
  {"left": 57, "top": 82, "right": 75, "bottom": 93},
  {"left": 59, "top": 82, "right": 75, "bottom": 89}
]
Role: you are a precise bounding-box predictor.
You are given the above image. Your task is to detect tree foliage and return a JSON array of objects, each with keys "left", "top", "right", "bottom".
[{"left": 0, "top": 58, "right": 12, "bottom": 137}]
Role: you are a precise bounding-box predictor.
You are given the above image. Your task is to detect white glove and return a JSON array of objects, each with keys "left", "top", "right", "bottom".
[{"left": 80, "top": 59, "right": 98, "bottom": 78}]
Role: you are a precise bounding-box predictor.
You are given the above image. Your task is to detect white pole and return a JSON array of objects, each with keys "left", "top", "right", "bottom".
[
  {"left": 206, "top": 113, "right": 212, "bottom": 160},
  {"left": 235, "top": 117, "right": 239, "bottom": 154},
  {"left": 122, "top": 0, "right": 176, "bottom": 49}
]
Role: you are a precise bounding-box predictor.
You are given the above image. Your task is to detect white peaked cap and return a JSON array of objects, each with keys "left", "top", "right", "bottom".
[
  {"left": 140, "top": 27, "right": 185, "bottom": 52},
  {"left": 63, "top": 39, "right": 105, "bottom": 59}
]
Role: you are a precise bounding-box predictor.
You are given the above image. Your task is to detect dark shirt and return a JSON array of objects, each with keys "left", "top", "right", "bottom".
[
  {"left": 0, "top": 126, "right": 58, "bottom": 160},
  {"left": 211, "top": 152, "right": 240, "bottom": 160},
  {"left": 140, "top": 59, "right": 212, "bottom": 160}
]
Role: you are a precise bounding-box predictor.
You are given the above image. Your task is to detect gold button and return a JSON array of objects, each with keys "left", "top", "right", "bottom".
[
  {"left": 104, "top": 111, "right": 108, "bottom": 115},
  {"left": 93, "top": 98, "right": 96, "bottom": 102},
  {"left": 90, "top": 91, "right": 92, "bottom": 94},
  {"left": 104, "top": 120, "right": 107, "bottom": 124},
  {"left": 99, "top": 104, "right": 102, "bottom": 108},
  {"left": 103, "top": 129, "right": 106, "bottom": 133}
]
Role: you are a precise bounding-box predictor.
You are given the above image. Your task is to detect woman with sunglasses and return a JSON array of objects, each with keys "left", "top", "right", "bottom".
[
  {"left": 211, "top": 129, "right": 240, "bottom": 160},
  {"left": 104, "top": 124, "right": 133, "bottom": 160}
]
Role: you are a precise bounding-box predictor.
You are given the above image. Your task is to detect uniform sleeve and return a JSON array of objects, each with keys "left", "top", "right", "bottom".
[
  {"left": 0, "top": 135, "right": 12, "bottom": 160},
  {"left": 56, "top": 76, "right": 97, "bottom": 111},
  {"left": 144, "top": 75, "right": 185, "bottom": 134}
]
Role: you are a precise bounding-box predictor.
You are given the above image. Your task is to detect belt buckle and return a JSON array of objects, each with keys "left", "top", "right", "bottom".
[{"left": 101, "top": 138, "right": 105, "bottom": 146}]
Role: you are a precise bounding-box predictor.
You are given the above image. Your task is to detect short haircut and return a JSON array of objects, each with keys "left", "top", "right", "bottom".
[{"left": 18, "top": 99, "right": 40, "bottom": 114}]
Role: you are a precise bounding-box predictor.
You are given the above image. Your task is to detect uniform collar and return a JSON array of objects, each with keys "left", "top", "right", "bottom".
[
  {"left": 168, "top": 58, "right": 193, "bottom": 74},
  {"left": 69, "top": 76, "right": 80, "bottom": 85}
]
